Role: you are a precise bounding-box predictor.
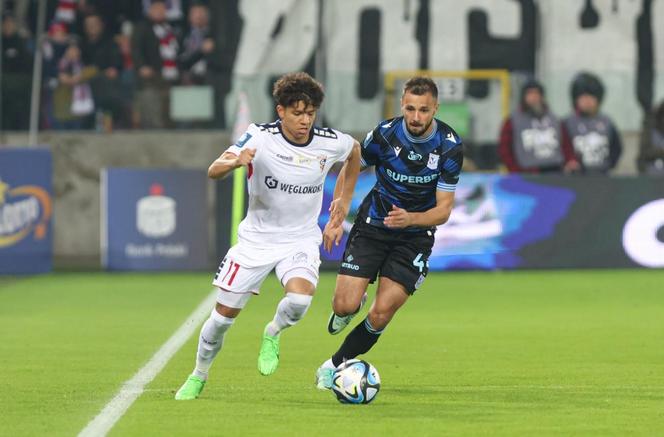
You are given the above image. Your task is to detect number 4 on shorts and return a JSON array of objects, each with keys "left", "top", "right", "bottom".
[{"left": 413, "top": 253, "right": 425, "bottom": 273}]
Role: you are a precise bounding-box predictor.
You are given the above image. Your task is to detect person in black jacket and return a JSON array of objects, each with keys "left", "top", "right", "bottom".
[
  {"left": 81, "top": 12, "right": 125, "bottom": 127},
  {"left": 131, "top": 0, "right": 179, "bottom": 128},
  {"left": 1, "top": 11, "right": 33, "bottom": 130},
  {"left": 177, "top": 3, "right": 220, "bottom": 85},
  {"left": 637, "top": 100, "right": 664, "bottom": 175}
]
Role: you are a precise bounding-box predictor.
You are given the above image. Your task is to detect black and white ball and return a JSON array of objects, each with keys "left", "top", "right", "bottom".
[{"left": 331, "top": 359, "right": 381, "bottom": 404}]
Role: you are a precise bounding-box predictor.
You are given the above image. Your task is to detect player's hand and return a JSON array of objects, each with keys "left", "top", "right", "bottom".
[
  {"left": 384, "top": 204, "right": 412, "bottom": 229},
  {"left": 323, "top": 222, "right": 344, "bottom": 253},
  {"left": 234, "top": 148, "right": 256, "bottom": 168},
  {"left": 328, "top": 198, "right": 349, "bottom": 228}
]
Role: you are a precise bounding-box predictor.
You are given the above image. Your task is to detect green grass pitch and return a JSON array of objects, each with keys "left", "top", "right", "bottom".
[{"left": 1, "top": 270, "right": 663, "bottom": 436}]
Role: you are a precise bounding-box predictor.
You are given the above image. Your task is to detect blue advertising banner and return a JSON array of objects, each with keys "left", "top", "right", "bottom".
[
  {"left": 318, "top": 171, "right": 664, "bottom": 270},
  {"left": 0, "top": 148, "right": 53, "bottom": 274},
  {"left": 102, "top": 168, "right": 208, "bottom": 270}
]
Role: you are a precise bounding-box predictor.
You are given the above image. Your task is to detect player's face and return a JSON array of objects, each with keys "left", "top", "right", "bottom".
[
  {"left": 277, "top": 101, "right": 317, "bottom": 144},
  {"left": 401, "top": 91, "right": 438, "bottom": 137}
]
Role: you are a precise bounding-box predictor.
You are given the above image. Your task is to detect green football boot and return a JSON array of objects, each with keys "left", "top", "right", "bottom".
[
  {"left": 174, "top": 375, "right": 206, "bottom": 400},
  {"left": 257, "top": 326, "right": 280, "bottom": 376}
]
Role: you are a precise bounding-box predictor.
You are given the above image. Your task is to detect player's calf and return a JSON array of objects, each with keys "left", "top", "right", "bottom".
[{"left": 259, "top": 292, "right": 313, "bottom": 375}]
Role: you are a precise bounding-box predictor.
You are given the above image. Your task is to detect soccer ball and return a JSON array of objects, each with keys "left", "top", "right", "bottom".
[{"left": 331, "top": 359, "right": 381, "bottom": 404}]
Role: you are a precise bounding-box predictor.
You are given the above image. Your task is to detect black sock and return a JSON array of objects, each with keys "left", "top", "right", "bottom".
[{"left": 331, "top": 317, "right": 383, "bottom": 367}]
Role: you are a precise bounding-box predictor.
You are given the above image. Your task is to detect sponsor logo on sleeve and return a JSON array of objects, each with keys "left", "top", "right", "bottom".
[{"left": 234, "top": 132, "right": 252, "bottom": 148}]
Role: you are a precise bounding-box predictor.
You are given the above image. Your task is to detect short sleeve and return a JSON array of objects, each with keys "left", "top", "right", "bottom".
[
  {"left": 335, "top": 131, "right": 356, "bottom": 163},
  {"left": 437, "top": 146, "right": 464, "bottom": 192},
  {"left": 225, "top": 123, "right": 261, "bottom": 156},
  {"left": 360, "top": 128, "right": 381, "bottom": 168}
]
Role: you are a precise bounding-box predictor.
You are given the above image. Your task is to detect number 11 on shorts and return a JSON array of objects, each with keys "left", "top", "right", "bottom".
[{"left": 220, "top": 259, "right": 241, "bottom": 286}]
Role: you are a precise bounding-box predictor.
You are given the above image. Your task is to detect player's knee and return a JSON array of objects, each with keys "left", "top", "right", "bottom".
[
  {"left": 210, "top": 310, "right": 235, "bottom": 332},
  {"left": 283, "top": 292, "right": 313, "bottom": 324},
  {"left": 332, "top": 292, "right": 358, "bottom": 316},
  {"left": 367, "top": 308, "right": 393, "bottom": 331}
]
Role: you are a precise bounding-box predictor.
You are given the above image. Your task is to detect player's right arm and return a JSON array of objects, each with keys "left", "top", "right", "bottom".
[
  {"left": 208, "top": 125, "right": 260, "bottom": 179},
  {"left": 207, "top": 148, "right": 256, "bottom": 179}
]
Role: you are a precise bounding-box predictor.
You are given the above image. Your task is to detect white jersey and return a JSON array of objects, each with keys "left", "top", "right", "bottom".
[{"left": 226, "top": 121, "right": 354, "bottom": 247}]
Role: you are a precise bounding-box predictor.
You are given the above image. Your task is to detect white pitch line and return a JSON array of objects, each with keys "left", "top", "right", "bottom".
[{"left": 78, "top": 289, "right": 218, "bottom": 437}]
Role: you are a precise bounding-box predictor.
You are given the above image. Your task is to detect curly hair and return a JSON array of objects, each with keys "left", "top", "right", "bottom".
[
  {"left": 272, "top": 72, "right": 325, "bottom": 109},
  {"left": 403, "top": 76, "right": 438, "bottom": 100}
]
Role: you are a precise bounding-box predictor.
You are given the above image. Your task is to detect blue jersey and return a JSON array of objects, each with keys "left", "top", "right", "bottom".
[{"left": 357, "top": 116, "right": 463, "bottom": 231}]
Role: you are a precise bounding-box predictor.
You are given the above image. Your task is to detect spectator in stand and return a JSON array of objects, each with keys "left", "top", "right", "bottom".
[
  {"left": 173, "top": 2, "right": 222, "bottom": 128},
  {"left": 141, "top": 0, "right": 188, "bottom": 33},
  {"left": 131, "top": 0, "right": 180, "bottom": 128},
  {"left": 80, "top": 12, "right": 124, "bottom": 128},
  {"left": 42, "top": 21, "right": 72, "bottom": 129},
  {"left": 177, "top": 3, "right": 219, "bottom": 85},
  {"left": 53, "top": 38, "right": 97, "bottom": 129},
  {"left": 1, "top": 11, "right": 33, "bottom": 130},
  {"left": 562, "top": 72, "right": 622, "bottom": 174},
  {"left": 637, "top": 100, "right": 664, "bottom": 176},
  {"left": 78, "top": 0, "right": 144, "bottom": 35},
  {"left": 24, "top": 0, "right": 85, "bottom": 38},
  {"left": 498, "top": 80, "right": 579, "bottom": 174}
]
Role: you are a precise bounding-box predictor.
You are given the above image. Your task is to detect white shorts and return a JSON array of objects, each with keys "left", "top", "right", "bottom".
[{"left": 212, "top": 240, "right": 321, "bottom": 295}]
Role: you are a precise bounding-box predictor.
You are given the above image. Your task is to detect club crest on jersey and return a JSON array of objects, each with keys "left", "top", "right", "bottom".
[
  {"left": 427, "top": 153, "right": 440, "bottom": 170},
  {"left": 318, "top": 155, "right": 327, "bottom": 171}
]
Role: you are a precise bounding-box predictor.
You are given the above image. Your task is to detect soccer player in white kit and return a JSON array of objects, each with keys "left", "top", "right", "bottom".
[{"left": 175, "top": 72, "right": 361, "bottom": 400}]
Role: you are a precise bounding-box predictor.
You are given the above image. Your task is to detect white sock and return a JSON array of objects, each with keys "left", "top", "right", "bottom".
[
  {"left": 193, "top": 310, "right": 235, "bottom": 379},
  {"left": 266, "top": 292, "right": 313, "bottom": 336}
]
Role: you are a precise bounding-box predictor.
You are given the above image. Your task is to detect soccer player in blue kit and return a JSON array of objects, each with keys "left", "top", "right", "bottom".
[{"left": 315, "top": 77, "right": 463, "bottom": 388}]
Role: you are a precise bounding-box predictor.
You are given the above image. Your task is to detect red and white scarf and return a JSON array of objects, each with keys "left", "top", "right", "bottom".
[
  {"left": 59, "top": 55, "right": 94, "bottom": 116},
  {"left": 153, "top": 23, "right": 179, "bottom": 81},
  {"left": 55, "top": 0, "right": 77, "bottom": 23}
]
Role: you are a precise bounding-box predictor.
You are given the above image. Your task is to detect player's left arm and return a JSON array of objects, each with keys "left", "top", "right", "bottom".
[
  {"left": 384, "top": 190, "right": 455, "bottom": 228},
  {"left": 324, "top": 141, "right": 361, "bottom": 252}
]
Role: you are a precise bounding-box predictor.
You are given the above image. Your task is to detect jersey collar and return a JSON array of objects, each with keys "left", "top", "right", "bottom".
[
  {"left": 401, "top": 118, "right": 438, "bottom": 143},
  {"left": 277, "top": 120, "right": 314, "bottom": 147}
]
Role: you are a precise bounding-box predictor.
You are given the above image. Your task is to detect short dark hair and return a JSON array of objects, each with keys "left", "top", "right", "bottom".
[
  {"left": 403, "top": 76, "right": 438, "bottom": 100},
  {"left": 272, "top": 72, "right": 325, "bottom": 109}
]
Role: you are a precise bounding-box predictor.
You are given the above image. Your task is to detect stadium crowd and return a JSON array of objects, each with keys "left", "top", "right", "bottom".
[
  {"left": 1, "top": 0, "right": 663, "bottom": 175},
  {"left": 1, "top": 0, "right": 222, "bottom": 131}
]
